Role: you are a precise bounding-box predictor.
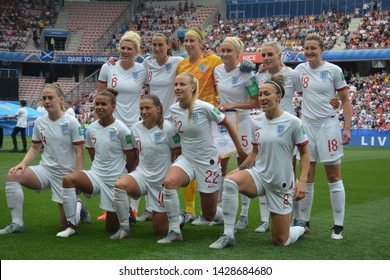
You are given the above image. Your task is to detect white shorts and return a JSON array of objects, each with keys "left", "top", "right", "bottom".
[
  {"left": 303, "top": 117, "right": 344, "bottom": 163},
  {"left": 238, "top": 116, "right": 253, "bottom": 154},
  {"left": 172, "top": 155, "right": 222, "bottom": 194},
  {"left": 129, "top": 170, "right": 165, "bottom": 213},
  {"left": 82, "top": 170, "right": 117, "bottom": 212},
  {"left": 247, "top": 167, "right": 293, "bottom": 215},
  {"left": 29, "top": 165, "right": 64, "bottom": 204}
]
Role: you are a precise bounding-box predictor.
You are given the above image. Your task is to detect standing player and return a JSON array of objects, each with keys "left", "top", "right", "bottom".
[
  {"left": 0, "top": 83, "right": 86, "bottom": 234},
  {"left": 8, "top": 100, "right": 28, "bottom": 153},
  {"left": 157, "top": 72, "right": 246, "bottom": 244},
  {"left": 97, "top": 31, "right": 148, "bottom": 219},
  {"left": 209, "top": 76, "right": 310, "bottom": 249},
  {"left": 56, "top": 90, "right": 136, "bottom": 237},
  {"left": 111, "top": 95, "right": 181, "bottom": 239},
  {"left": 214, "top": 37, "right": 259, "bottom": 226},
  {"left": 292, "top": 33, "right": 352, "bottom": 239}
]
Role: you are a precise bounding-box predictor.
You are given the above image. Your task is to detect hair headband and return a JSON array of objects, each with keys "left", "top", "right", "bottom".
[
  {"left": 186, "top": 30, "right": 202, "bottom": 41},
  {"left": 265, "top": 80, "right": 283, "bottom": 95}
]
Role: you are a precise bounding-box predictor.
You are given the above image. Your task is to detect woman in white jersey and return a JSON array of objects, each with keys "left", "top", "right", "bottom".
[
  {"left": 157, "top": 72, "right": 247, "bottom": 244},
  {"left": 0, "top": 83, "right": 86, "bottom": 235},
  {"left": 111, "top": 95, "right": 181, "bottom": 240},
  {"left": 56, "top": 90, "right": 136, "bottom": 238},
  {"left": 98, "top": 31, "right": 147, "bottom": 220},
  {"left": 213, "top": 37, "right": 259, "bottom": 227},
  {"left": 209, "top": 76, "right": 310, "bottom": 249},
  {"left": 292, "top": 34, "right": 352, "bottom": 240}
]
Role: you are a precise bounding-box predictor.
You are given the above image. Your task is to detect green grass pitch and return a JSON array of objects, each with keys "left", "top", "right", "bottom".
[{"left": 0, "top": 136, "right": 389, "bottom": 260}]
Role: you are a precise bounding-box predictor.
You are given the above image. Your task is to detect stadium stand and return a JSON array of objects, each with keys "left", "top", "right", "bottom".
[{"left": 18, "top": 76, "right": 45, "bottom": 103}]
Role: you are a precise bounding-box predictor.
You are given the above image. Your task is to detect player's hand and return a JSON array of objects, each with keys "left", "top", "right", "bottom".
[
  {"left": 257, "top": 63, "right": 266, "bottom": 73},
  {"left": 9, "top": 163, "right": 26, "bottom": 174},
  {"left": 239, "top": 59, "right": 255, "bottom": 73},
  {"left": 330, "top": 97, "right": 340, "bottom": 109},
  {"left": 342, "top": 129, "right": 351, "bottom": 145},
  {"left": 294, "top": 181, "right": 306, "bottom": 201},
  {"left": 106, "top": 56, "right": 118, "bottom": 65}
]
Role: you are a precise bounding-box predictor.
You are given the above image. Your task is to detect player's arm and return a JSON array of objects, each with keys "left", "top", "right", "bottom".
[
  {"left": 73, "top": 143, "right": 84, "bottom": 171},
  {"left": 338, "top": 88, "right": 352, "bottom": 144},
  {"left": 228, "top": 144, "right": 258, "bottom": 175},
  {"left": 171, "top": 147, "right": 181, "bottom": 163},
  {"left": 221, "top": 117, "right": 247, "bottom": 162},
  {"left": 295, "top": 143, "right": 309, "bottom": 201},
  {"left": 97, "top": 81, "right": 107, "bottom": 93},
  {"left": 124, "top": 149, "right": 137, "bottom": 173}
]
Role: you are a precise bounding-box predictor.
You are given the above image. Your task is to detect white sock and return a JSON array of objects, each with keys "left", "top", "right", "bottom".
[
  {"left": 61, "top": 188, "right": 77, "bottom": 225},
  {"left": 5, "top": 182, "right": 24, "bottom": 226},
  {"left": 259, "top": 195, "right": 270, "bottom": 223},
  {"left": 144, "top": 195, "right": 151, "bottom": 212},
  {"left": 75, "top": 200, "right": 82, "bottom": 225},
  {"left": 212, "top": 206, "right": 224, "bottom": 223},
  {"left": 113, "top": 188, "right": 130, "bottom": 230},
  {"left": 284, "top": 225, "right": 305, "bottom": 246},
  {"left": 222, "top": 179, "right": 239, "bottom": 238},
  {"left": 298, "top": 183, "right": 314, "bottom": 222},
  {"left": 239, "top": 194, "right": 251, "bottom": 217},
  {"left": 163, "top": 189, "right": 181, "bottom": 234},
  {"left": 216, "top": 183, "right": 223, "bottom": 208},
  {"left": 329, "top": 180, "right": 345, "bottom": 226},
  {"left": 130, "top": 197, "right": 140, "bottom": 213}
]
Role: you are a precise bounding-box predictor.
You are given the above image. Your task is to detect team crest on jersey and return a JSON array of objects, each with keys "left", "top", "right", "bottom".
[
  {"left": 232, "top": 76, "right": 239, "bottom": 85},
  {"left": 154, "top": 132, "right": 163, "bottom": 143},
  {"left": 108, "top": 129, "right": 116, "bottom": 141},
  {"left": 320, "top": 71, "right": 328, "bottom": 80},
  {"left": 133, "top": 71, "right": 139, "bottom": 79},
  {"left": 198, "top": 64, "right": 206, "bottom": 72},
  {"left": 60, "top": 124, "right": 69, "bottom": 134},
  {"left": 276, "top": 125, "right": 285, "bottom": 136},
  {"left": 165, "top": 63, "right": 172, "bottom": 71},
  {"left": 218, "top": 125, "right": 228, "bottom": 135},
  {"left": 191, "top": 112, "right": 199, "bottom": 120}
]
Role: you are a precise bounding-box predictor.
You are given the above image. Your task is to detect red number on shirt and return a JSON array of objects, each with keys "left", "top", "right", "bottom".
[
  {"left": 327, "top": 139, "right": 338, "bottom": 152},
  {"left": 158, "top": 191, "right": 164, "bottom": 208},
  {"left": 205, "top": 170, "right": 220, "bottom": 184},
  {"left": 255, "top": 131, "right": 260, "bottom": 141},
  {"left": 111, "top": 77, "right": 118, "bottom": 88},
  {"left": 91, "top": 135, "right": 97, "bottom": 145},
  {"left": 40, "top": 133, "right": 47, "bottom": 144},
  {"left": 283, "top": 194, "right": 289, "bottom": 206},
  {"left": 302, "top": 76, "right": 309, "bottom": 89},
  {"left": 136, "top": 140, "right": 142, "bottom": 152},
  {"left": 241, "top": 135, "right": 248, "bottom": 147},
  {"left": 148, "top": 70, "right": 153, "bottom": 82},
  {"left": 174, "top": 120, "right": 183, "bottom": 133}
]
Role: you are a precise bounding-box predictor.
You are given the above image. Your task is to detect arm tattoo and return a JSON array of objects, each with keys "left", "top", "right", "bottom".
[{"left": 238, "top": 160, "right": 253, "bottom": 170}]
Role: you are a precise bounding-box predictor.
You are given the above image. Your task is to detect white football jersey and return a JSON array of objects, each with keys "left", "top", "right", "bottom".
[
  {"left": 251, "top": 112, "right": 308, "bottom": 187},
  {"left": 86, "top": 119, "right": 133, "bottom": 181},
  {"left": 32, "top": 113, "right": 84, "bottom": 176},
  {"left": 256, "top": 66, "right": 295, "bottom": 114},
  {"left": 98, "top": 62, "right": 148, "bottom": 128},
  {"left": 131, "top": 120, "right": 180, "bottom": 183},
  {"left": 143, "top": 56, "right": 183, "bottom": 120},
  {"left": 293, "top": 61, "right": 348, "bottom": 121},
  {"left": 170, "top": 100, "right": 225, "bottom": 165},
  {"left": 214, "top": 65, "right": 258, "bottom": 120}
]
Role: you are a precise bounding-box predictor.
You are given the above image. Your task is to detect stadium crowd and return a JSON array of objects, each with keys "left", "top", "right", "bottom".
[{"left": 0, "top": 0, "right": 59, "bottom": 51}]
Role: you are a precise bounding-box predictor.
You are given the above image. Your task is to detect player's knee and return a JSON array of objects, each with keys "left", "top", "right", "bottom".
[
  {"left": 272, "top": 235, "right": 288, "bottom": 246},
  {"left": 114, "top": 180, "right": 127, "bottom": 191},
  {"left": 163, "top": 176, "right": 177, "bottom": 190},
  {"left": 62, "top": 174, "right": 75, "bottom": 188}
]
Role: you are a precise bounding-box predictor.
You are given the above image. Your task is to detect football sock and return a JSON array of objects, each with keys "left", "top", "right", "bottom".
[
  {"left": 284, "top": 225, "right": 305, "bottom": 246},
  {"left": 164, "top": 188, "right": 181, "bottom": 234},
  {"left": 130, "top": 197, "right": 140, "bottom": 214},
  {"left": 113, "top": 188, "right": 130, "bottom": 230},
  {"left": 259, "top": 195, "right": 270, "bottom": 223},
  {"left": 329, "top": 180, "right": 345, "bottom": 226},
  {"left": 183, "top": 180, "right": 196, "bottom": 215},
  {"left": 61, "top": 188, "right": 77, "bottom": 225},
  {"left": 222, "top": 179, "right": 239, "bottom": 238},
  {"left": 298, "top": 182, "right": 314, "bottom": 222},
  {"left": 212, "top": 206, "right": 224, "bottom": 223},
  {"left": 239, "top": 194, "right": 251, "bottom": 217},
  {"left": 5, "top": 182, "right": 24, "bottom": 226}
]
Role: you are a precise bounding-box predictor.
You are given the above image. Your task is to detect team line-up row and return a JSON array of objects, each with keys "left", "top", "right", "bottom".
[{"left": 0, "top": 29, "right": 352, "bottom": 249}]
